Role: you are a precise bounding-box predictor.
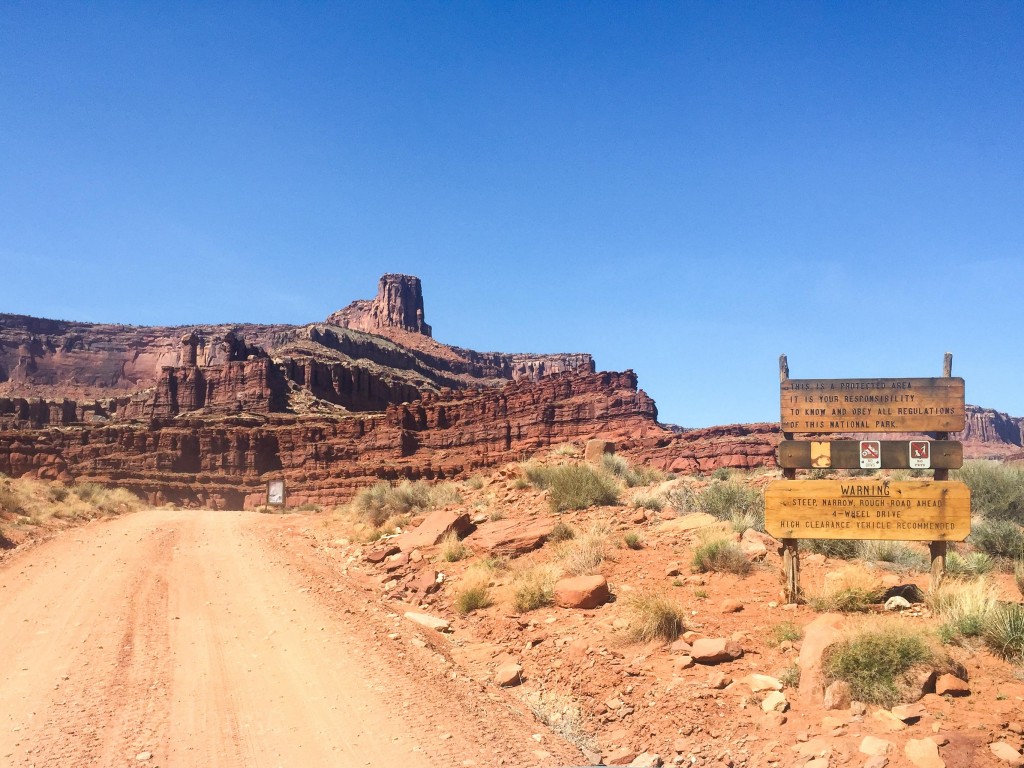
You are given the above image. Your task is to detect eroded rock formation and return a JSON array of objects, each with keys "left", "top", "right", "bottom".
[{"left": 327, "top": 273, "right": 432, "bottom": 337}]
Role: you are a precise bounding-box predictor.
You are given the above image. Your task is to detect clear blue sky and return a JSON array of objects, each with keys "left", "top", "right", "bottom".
[{"left": 2, "top": 2, "right": 1021, "bottom": 427}]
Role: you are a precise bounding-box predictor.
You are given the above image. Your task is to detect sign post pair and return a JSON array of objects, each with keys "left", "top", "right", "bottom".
[{"left": 768, "top": 355, "right": 969, "bottom": 602}]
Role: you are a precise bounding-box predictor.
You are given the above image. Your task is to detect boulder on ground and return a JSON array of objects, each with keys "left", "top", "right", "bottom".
[
  {"left": 823, "top": 680, "right": 851, "bottom": 710},
  {"left": 467, "top": 517, "right": 554, "bottom": 556},
  {"left": 494, "top": 663, "right": 524, "bottom": 687},
  {"left": 935, "top": 674, "right": 970, "bottom": 697},
  {"left": 904, "top": 737, "right": 944, "bottom": 768},
  {"left": 797, "top": 614, "right": 845, "bottom": 705},
  {"left": 554, "top": 575, "right": 610, "bottom": 609},
  {"left": 394, "top": 510, "right": 473, "bottom": 552},
  {"left": 691, "top": 638, "right": 743, "bottom": 664},
  {"left": 585, "top": 439, "right": 616, "bottom": 463}
]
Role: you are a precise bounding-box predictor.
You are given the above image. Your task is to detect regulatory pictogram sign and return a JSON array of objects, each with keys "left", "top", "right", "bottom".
[
  {"left": 909, "top": 440, "right": 931, "bottom": 469},
  {"left": 859, "top": 440, "right": 881, "bottom": 469}
]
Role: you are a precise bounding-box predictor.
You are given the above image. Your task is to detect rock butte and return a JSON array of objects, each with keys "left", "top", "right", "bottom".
[{"left": 0, "top": 273, "right": 1021, "bottom": 507}]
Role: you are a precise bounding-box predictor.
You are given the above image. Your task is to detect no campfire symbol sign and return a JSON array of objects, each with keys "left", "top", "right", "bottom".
[
  {"left": 859, "top": 440, "right": 881, "bottom": 469},
  {"left": 910, "top": 440, "right": 932, "bottom": 469}
]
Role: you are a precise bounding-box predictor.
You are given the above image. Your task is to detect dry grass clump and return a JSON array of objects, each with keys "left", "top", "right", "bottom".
[
  {"left": 809, "top": 565, "right": 886, "bottom": 612},
  {"left": 351, "top": 480, "right": 462, "bottom": 527},
  {"left": 823, "top": 620, "right": 951, "bottom": 707},
  {"left": 548, "top": 519, "right": 576, "bottom": 543},
  {"left": 929, "top": 578, "right": 999, "bottom": 643},
  {"left": 440, "top": 531, "right": 471, "bottom": 562},
  {"left": 955, "top": 460, "right": 1024, "bottom": 522},
  {"left": 626, "top": 592, "right": 686, "bottom": 643},
  {"left": 622, "top": 531, "right": 643, "bottom": 550},
  {"left": 769, "top": 621, "right": 802, "bottom": 647},
  {"left": 968, "top": 518, "right": 1024, "bottom": 559},
  {"left": 547, "top": 464, "right": 619, "bottom": 512},
  {"left": 453, "top": 571, "right": 492, "bottom": 615},
  {"left": 632, "top": 492, "right": 665, "bottom": 512},
  {"left": 0, "top": 476, "right": 143, "bottom": 529},
  {"left": 983, "top": 603, "right": 1024, "bottom": 662},
  {"left": 1015, "top": 560, "right": 1024, "bottom": 598},
  {"left": 690, "top": 535, "right": 751, "bottom": 575},
  {"left": 558, "top": 524, "right": 609, "bottom": 576},
  {"left": 600, "top": 453, "right": 664, "bottom": 487},
  {"left": 858, "top": 540, "right": 927, "bottom": 571},
  {"left": 551, "top": 443, "right": 581, "bottom": 458},
  {"left": 673, "top": 480, "right": 765, "bottom": 533},
  {"left": 511, "top": 563, "right": 560, "bottom": 612}
]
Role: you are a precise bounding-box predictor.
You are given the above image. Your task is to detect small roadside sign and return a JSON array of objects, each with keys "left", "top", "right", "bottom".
[
  {"left": 267, "top": 479, "right": 286, "bottom": 506},
  {"left": 910, "top": 440, "right": 931, "bottom": 469},
  {"left": 860, "top": 441, "right": 881, "bottom": 469}
]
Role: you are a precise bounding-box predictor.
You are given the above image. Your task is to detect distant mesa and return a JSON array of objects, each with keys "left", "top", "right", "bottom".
[{"left": 326, "top": 274, "right": 432, "bottom": 338}]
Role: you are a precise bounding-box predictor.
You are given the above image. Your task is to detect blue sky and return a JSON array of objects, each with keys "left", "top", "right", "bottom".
[{"left": 2, "top": 2, "right": 1021, "bottom": 427}]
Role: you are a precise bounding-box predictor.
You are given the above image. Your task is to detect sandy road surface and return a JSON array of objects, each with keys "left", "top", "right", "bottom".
[{"left": 0, "top": 510, "right": 578, "bottom": 768}]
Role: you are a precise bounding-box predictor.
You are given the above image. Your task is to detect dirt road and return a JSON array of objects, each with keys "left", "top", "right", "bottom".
[{"left": 0, "top": 510, "right": 578, "bottom": 768}]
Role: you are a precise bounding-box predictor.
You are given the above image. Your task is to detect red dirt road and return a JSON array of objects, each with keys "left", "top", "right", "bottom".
[{"left": 0, "top": 511, "right": 578, "bottom": 768}]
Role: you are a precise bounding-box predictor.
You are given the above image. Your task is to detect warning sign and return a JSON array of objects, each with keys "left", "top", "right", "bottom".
[
  {"left": 860, "top": 441, "right": 881, "bottom": 470},
  {"left": 910, "top": 440, "right": 931, "bottom": 469}
]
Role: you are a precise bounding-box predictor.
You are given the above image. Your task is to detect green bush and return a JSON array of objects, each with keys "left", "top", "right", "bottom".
[
  {"left": 547, "top": 464, "right": 619, "bottom": 512},
  {"left": 769, "top": 621, "right": 802, "bottom": 646},
  {"left": 858, "top": 540, "right": 927, "bottom": 570},
  {"left": 524, "top": 463, "right": 555, "bottom": 490},
  {"left": 984, "top": 603, "right": 1024, "bottom": 662},
  {"left": 686, "top": 481, "right": 765, "bottom": 532},
  {"left": 632, "top": 493, "right": 665, "bottom": 512},
  {"left": 928, "top": 578, "right": 999, "bottom": 642},
  {"left": 626, "top": 592, "right": 686, "bottom": 643},
  {"left": 691, "top": 537, "right": 751, "bottom": 575},
  {"left": 804, "top": 538, "right": 860, "bottom": 560},
  {"left": 454, "top": 577, "right": 492, "bottom": 615},
  {"left": 352, "top": 480, "right": 461, "bottom": 528},
  {"left": 945, "top": 550, "right": 996, "bottom": 578},
  {"left": 623, "top": 531, "right": 643, "bottom": 550},
  {"left": 512, "top": 565, "right": 558, "bottom": 612},
  {"left": 600, "top": 454, "right": 663, "bottom": 487},
  {"left": 968, "top": 518, "right": 1024, "bottom": 559},
  {"left": 956, "top": 461, "right": 1024, "bottom": 522},
  {"left": 823, "top": 624, "right": 947, "bottom": 707}
]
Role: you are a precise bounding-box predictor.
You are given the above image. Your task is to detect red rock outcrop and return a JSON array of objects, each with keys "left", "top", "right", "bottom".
[{"left": 326, "top": 273, "right": 432, "bottom": 337}]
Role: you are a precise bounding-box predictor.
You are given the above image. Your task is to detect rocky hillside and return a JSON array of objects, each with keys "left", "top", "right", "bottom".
[{"left": 0, "top": 273, "right": 1020, "bottom": 507}]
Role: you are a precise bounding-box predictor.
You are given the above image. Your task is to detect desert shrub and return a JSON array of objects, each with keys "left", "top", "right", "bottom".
[
  {"left": 465, "top": 475, "right": 485, "bottom": 490},
  {"left": 91, "top": 487, "right": 143, "bottom": 516},
  {"left": 1015, "top": 561, "right": 1024, "bottom": 598},
  {"left": 352, "top": 480, "right": 460, "bottom": 527},
  {"left": 623, "top": 531, "right": 643, "bottom": 550},
  {"left": 559, "top": 525, "right": 608, "bottom": 576},
  {"left": 687, "top": 481, "right": 764, "bottom": 532},
  {"left": 928, "top": 578, "right": 999, "bottom": 642},
  {"left": 513, "top": 477, "right": 530, "bottom": 490},
  {"left": 690, "top": 536, "right": 751, "bottom": 575},
  {"left": 804, "top": 538, "right": 860, "bottom": 560},
  {"left": 823, "top": 622, "right": 947, "bottom": 707},
  {"left": 0, "top": 483, "right": 25, "bottom": 515},
  {"left": 512, "top": 564, "right": 559, "bottom": 612},
  {"left": 956, "top": 461, "right": 1024, "bottom": 522},
  {"left": 626, "top": 592, "right": 686, "bottom": 643},
  {"left": 548, "top": 520, "right": 576, "bottom": 543},
  {"left": 983, "top": 603, "right": 1024, "bottom": 662},
  {"left": 488, "top": 508, "right": 505, "bottom": 522},
  {"left": 46, "top": 485, "right": 70, "bottom": 503},
  {"left": 809, "top": 566, "right": 885, "bottom": 612},
  {"left": 945, "top": 551, "right": 996, "bottom": 578},
  {"left": 440, "top": 531, "right": 471, "bottom": 562},
  {"left": 546, "top": 464, "right": 619, "bottom": 512},
  {"left": 711, "top": 467, "right": 731, "bottom": 481},
  {"left": 600, "top": 454, "right": 663, "bottom": 487},
  {"left": 524, "top": 463, "right": 555, "bottom": 490},
  {"left": 632, "top": 493, "right": 665, "bottom": 512},
  {"left": 858, "top": 540, "right": 927, "bottom": 570},
  {"left": 454, "top": 573, "right": 492, "bottom": 615},
  {"left": 72, "top": 482, "right": 104, "bottom": 503},
  {"left": 293, "top": 502, "right": 322, "bottom": 512},
  {"left": 778, "top": 663, "right": 801, "bottom": 689},
  {"left": 551, "top": 443, "right": 581, "bottom": 458},
  {"left": 769, "top": 621, "right": 802, "bottom": 646},
  {"left": 968, "top": 518, "right": 1024, "bottom": 559}
]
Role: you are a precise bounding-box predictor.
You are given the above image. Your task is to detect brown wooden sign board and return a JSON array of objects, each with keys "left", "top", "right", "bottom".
[
  {"left": 765, "top": 479, "right": 971, "bottom": 542},
  {"left": 777, "top": 440, "right": 963, "bottom": 470},
  {"left": 780, "top": 377, "right": 965, "bottom": 433}
]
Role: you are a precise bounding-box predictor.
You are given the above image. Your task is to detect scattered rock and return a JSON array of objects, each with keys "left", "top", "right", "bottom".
[
  {"left": 691, "top": 638, "right": 743, "bottom": 665},
  {"left": 630, "top": 753, "right": 663, "bottom": 767},
  {"left": 657, "top": 513, "right": 719, "bottom": 533},
  {"left": 585, "top": 439, "right": 616, "bottom": 463},
  {"left": 761, "top": 691, "right": 789, "bottom": 713},
  {"left": 884, "top": 595, "right": 912, "bottom": 611},
  {"left": 364, "top": 544, "right": 400, "bottom": 563},
  {"left": 672, "top": 655, "right": 694, "bottom": 670},
  {"left": 935, "top": 674, "right": 970, "bottom": 697},
  {"left": 860, "top": 736, "right": 894, "bottom": 757},
  {"left": 990, "top": 742, "right": 1024, "bottom": 766},
  {"left": 494, "top": 663, "right": 523, "bottom": 687},
  {"left": 740, "top": 528, "right": 774, "bottom": 560},
  {"left": 905, "top": 737, "right": 944, "bottom": 768},
  {"left": 665, "top": 563, "right": 683, "bottom": 577},
  {"left": 883, "top": 584, "right": 925, "bottom": 603},
  {"left": 403, "top": 611, "right": 450, "bottom": 632},
  {"left": 394, "top": 510, "right": 474, "bottom": 551},
  {"left": 872, "top": 709, "right": 909, "bottom": 732},
  {"left": 892, "top": 703, "right": 927, "bottom": 722},
  {"left": 720, "top": 599, "right": 743, "bottom": 613},
  {"left": 554, "top": 575, "right": 611, "bottom": 609},
  {"left": 407, "top": 569, "right": 441, "bottom": 596},
  {"left": 864, "top": 757, "right": 890, "bottom": 768},
  {"left": 762, "top": 711, "right": 787, "bottom": 729},
  {"left": 467, "top": 518, "right": 555, "bottom": 556},
  {"left": 823, "top": 680, "right": 851, "bottom": 710},
  {"left": 708, "top": 672, "right": 732, "bottom": 689},
  {"left": 669, "top": 639, "right": 692, "bottom": 654},
  {"left": 797, "top": 614, "right": 845, "bottom": 705},
  {"left": 604, "top": 747, "right": 638, "bottom": 766},
  {"left": 135, "top": 753, "right": 153, "bottom": 762},
  {"left": 742, "top": 674, "right": 782, "bottom": 692},
  {"left": 384, "top": 551, "right": 409, "bottom": 572}
]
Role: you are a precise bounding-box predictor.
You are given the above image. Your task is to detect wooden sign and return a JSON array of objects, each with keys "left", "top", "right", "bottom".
[
  {"left": 267, "top": 479, "right": 286, "bottom": 506},
  {"left": 765, "top": 479, "right": 971, "bottom": 541},
  {"left": 778, "top": 440, "right": 963, "bottom": 470},
  {"left": 780, "top": 377, "right": 965, "bottom": 433}
]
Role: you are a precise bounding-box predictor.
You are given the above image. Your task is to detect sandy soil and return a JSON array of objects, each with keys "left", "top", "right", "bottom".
[{"left": 0, "top": 510, "right": 579, "bottom": 768}]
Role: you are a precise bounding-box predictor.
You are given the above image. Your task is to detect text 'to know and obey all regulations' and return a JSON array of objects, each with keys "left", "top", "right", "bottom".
[
  {"left": 780, "top": 377, "right": 965, "bottom": 433},
  {"left": 764, "top": 480, "right": 971, "bottom": 542}
]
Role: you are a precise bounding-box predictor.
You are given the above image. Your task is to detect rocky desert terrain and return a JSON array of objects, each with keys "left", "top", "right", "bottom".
[{"left": 2, "top": 274, "right": 1024, "bottom": 768}]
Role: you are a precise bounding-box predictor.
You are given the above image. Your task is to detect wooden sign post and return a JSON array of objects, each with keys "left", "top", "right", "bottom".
[{"left": 772, "top": 354, "right": 968, "bottom": 602}]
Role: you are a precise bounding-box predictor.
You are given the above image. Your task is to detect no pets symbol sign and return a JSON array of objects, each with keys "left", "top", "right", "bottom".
[{"left": 910, "top": 440, "right": 931, "bottom": 469}]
